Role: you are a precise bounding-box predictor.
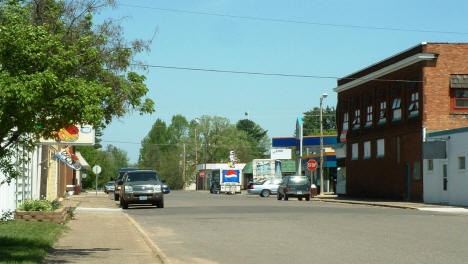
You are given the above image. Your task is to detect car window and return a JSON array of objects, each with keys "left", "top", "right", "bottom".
[
  {"left": 273, "top": 179, "right": 282, "bottom": 185},
  {"left": 126, "top": 172, "right": 159, "bottom": 182},
  {"left": 289, "top": 176, "right": 309, "bottom": 184}
]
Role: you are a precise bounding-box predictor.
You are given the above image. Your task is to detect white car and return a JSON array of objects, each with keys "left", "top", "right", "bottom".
[{"left": 247, "top": 178, "right": 283, "bottom": 197}]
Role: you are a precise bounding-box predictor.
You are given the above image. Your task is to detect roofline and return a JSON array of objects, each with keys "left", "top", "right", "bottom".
[
  {"left": 339, "top": 42, "right": 427, "bottom": 80},
  {"left": 334, "top": 53, "right": 437, "bottom": 93}
]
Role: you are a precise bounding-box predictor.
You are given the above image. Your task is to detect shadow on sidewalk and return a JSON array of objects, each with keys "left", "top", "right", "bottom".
[{"left": 46, "top": 247, "right": 121, "bottom": 263}]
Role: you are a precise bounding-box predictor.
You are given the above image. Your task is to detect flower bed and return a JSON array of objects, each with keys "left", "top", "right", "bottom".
[{"left": 15, "top": 199, "right": 67, "bottom": 224}]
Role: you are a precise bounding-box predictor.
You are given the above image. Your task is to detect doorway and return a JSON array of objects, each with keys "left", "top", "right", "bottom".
[{"left": 405, "top": 163, "right": 411, "bottom": 201}]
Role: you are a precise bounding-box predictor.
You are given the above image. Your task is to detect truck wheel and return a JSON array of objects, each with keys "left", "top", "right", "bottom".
[
  {"left": 261, "top": 190, "right": 270, "bottom": 197},
  {"left": 114, "top": 193, "right": 119, "bottom": 201},
  {"left": 298, "top": 196, "right": 303, "bottom": 201},
  {"left": 305, "top": 195, "right": 311, "bottom": 201},
  {"left": 157, "top": 199, "right": 164, "bottom": 208},
  {"left": 284, "top": 194, "right": 289, "bottom": 201},
  {"left": 277, "top": 193, "right": 282, "bottom": 200}
]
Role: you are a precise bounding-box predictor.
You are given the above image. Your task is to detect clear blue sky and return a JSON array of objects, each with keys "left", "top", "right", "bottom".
[{"left": 96, "top": 0, "right": 468, "bottom": 163}]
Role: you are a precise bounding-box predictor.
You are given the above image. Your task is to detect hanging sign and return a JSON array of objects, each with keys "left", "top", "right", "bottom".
[
  {"left": 40, "top": 125, "right": 95, "bottom": 146},
  {"left": 55, "top": 146, "right": 82, "bottom": 170}
]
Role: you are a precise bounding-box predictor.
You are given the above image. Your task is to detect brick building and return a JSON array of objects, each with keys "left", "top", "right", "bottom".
[{"left": 334, "top": 43, "right": 468, "bottom": 201}]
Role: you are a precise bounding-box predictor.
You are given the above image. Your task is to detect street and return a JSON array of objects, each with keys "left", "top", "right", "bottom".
[{"left": 126, "top": 191, "right": 468, "bottom": 264}]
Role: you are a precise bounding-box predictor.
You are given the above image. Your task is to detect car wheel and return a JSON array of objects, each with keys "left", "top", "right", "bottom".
[
  {"left": 284, "top": 194, "right": 289, "bottom": 201},
  {"left": 121, "top": 199, "right": 128, "bottom": 209},
  {"left": 277, "top": 193, "right": 282, "bottom": 200},
  {"left": 261, "top": 190, "right": 270, "bottom": 197},
  {"left": 305, "top": 195, "right": 310, "bottom": 201},
  {"left": 114, "top": 194, "right": 119, "bottom": 201},
  {"left": 298, "top": 196, "right": 303, "bottom": 201},
  {"left": 157, "top": 199, "right": 164, "bottom": 208}
]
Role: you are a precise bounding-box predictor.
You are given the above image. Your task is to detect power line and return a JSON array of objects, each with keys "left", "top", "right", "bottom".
[
  {"left": 135, "top": 63, "right": 422, "bottom": 83},
  {"left": 120, "top": 3, "right": 468, "bottom": 35}
]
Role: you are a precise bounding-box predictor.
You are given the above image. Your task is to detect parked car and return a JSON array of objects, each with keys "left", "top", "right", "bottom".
[
  {"left": 114, "top": 168, "right": 138, "bottom": 201},
  {"left": 118, "top": 170, "right": 164, "bottom": 209},
  {"left": 210, "top": 181, "right": 220, "bottom": 194},
  {"left": 248, "top": 178, "right": 282, "bottom": 197},
  {"left": 104, "top": 181, "right": 115, "bottom": 194},
  {"left": 277, "top": 176, "right": 311, "bottom": 201},
  {"left": 162, "top": 184, "right": 170, "bottom": 194}
]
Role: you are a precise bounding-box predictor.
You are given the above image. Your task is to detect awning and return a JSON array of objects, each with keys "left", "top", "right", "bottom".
[{"left": 76, "top": 152, "right": 90, "bottom": 170}]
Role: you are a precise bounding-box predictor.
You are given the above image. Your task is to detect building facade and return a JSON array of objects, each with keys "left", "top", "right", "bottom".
[{"left": 335, "top": 43, "right": 468, "bottom": 201}]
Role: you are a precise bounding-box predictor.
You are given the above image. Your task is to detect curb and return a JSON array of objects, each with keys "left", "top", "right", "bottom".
[
  {"left": 124, "top": 213, "right": 172, "bottom": 264},
  {"left": 314, "top": 199, "right": 417, "bottom": 210}
]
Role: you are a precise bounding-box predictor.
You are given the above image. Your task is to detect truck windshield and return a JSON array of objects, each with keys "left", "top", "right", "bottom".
[
  {"left": 126, "top": 172, "right": 159, "bottom": 182},
  {"left": 289, "top": 176, "right": 309, "bottom": 184}
]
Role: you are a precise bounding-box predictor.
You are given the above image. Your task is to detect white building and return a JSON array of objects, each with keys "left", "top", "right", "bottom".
[{"left": 423, "top": 127, "right": 468, "bottom": 206}]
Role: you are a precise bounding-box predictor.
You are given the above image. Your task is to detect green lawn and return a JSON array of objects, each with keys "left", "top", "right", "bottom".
[{"left": 0, "top": 221, "right": 67, "bottom": 263}]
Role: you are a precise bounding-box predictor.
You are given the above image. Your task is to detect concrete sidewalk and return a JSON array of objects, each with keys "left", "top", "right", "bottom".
[
  {"left": 44, "top": 192, "right": 164, "bottom": 264},
  {"left": 313, "top": 195, "right": 463, "bottom": 210}
]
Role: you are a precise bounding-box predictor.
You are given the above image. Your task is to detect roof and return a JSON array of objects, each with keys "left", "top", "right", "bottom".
[{"left": 427, "top": 126, "right": 468, "bottom": 137}]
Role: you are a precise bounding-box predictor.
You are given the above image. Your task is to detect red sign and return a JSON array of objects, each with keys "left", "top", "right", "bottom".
[
  {"left": 307, "top": 160, "right": 318, "bottom": 171},
  {"left": 199, "top": 171, "right": 205, "bottom": 178}
]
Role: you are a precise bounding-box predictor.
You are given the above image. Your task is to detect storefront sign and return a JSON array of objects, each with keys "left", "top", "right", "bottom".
[
  {"left": 222, "top": 170, "right": 240, "bottom": 183},
  {"left": 55, "top": 146, "right": 82, "bottom": 170},
  {"left": 40, "top": 125, "right": 95, "bottom": 146}
]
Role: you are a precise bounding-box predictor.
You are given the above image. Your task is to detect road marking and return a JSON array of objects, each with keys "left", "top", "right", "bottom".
[
  {"left": 75, "top": 207, "right": 122, "bottom": 212},
  {"left": 418, "top": 207, "right": 468, "bottom": 213},
  {"left": 125, "top": 213, "right": 172, "bottom": 264}
]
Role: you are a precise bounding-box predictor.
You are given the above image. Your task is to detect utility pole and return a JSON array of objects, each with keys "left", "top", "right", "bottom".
[
  {"left": 182, "top": 143, "right": 186, "bottom": 189},
  {"left": 320, "top": 93, "right": 328, "bottom": 195}
]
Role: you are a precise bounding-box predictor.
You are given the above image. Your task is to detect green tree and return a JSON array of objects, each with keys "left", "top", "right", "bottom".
[
  {"left": 236, "top": 119, "right": 269, "bottom": 158},
  {"left": 302, "top": 106, "right": 337, "bottom": 136},
  {"left": 0, "top": 0, "right": 154, "bottom": 183}
]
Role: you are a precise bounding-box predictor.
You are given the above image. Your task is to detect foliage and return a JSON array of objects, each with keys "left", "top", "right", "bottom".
[
  {"left": 139, "top": 115, "right": 270, "bottom": 188},
  {"left": 0, "top": 0, "right": 155, "bottom": 183},
  {"left": 302, "top": 106, "right": 337, "bottom": 136},
  {"left": 0, "top": 220, "right": 66, "bottom": 263},
  {"left": 18, "top": 199, "right": 61, "bottom": 212},
  {"left": 236, "top": 119, "right": 269, "bottom": 158},
  {"left": 0, "top": 210, "right": 14, "bottom": 222},
  {"left": 77, "top": 144, "right": 129, "bottom": 189}
]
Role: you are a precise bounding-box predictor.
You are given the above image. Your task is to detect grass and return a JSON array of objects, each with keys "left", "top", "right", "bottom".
[{"left": 0, "top": 221, "right": 67, "bottom": 263}]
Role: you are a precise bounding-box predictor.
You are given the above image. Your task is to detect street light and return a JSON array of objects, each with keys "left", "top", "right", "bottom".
[
  {"left": 320, "top": 93, "right": 328, "bottom": 195},
  {"left": 194, "top": 118, "right": 200, "bottom": 187}
]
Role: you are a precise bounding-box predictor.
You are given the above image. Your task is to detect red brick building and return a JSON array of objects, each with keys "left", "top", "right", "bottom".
[{"left": 335, "top": 43, "right": 468, "bottom": 201}]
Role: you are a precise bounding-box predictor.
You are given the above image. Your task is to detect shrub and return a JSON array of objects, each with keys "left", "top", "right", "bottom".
[{"left": 18, "top": 199, "right": 61, "bottom": 212}]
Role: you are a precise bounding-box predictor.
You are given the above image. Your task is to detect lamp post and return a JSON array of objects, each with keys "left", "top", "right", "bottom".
[
  {"left": 320, "top": 93, "right": 328, "bottom": 195},
  {"left": 194, "top": 118, "right": 199, "bottom": 188}
]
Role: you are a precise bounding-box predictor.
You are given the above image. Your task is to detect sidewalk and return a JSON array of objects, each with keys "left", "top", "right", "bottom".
[
  {"left": 44, "top": 192, "right": 163, "bottom": 264},
  {"left": 313, "top": 195, "right": 463, "bottom": 210}
]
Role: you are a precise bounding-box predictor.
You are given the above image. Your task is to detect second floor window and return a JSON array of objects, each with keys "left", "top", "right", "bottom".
[
  {"left": 408, "top": 92, "right": 419, "bottom": 117},
  {"left": 365, "top": 105, "right": 372, "bottom": 127},
  {"left": 392, "top": 98, "right": 402, "bottom": 121},
  {"left": 352, "top": 109, "right": 360, "bottom": 129},
  {"left": 378, "top": 101, "right": 387, "bottom": 124},
  {"left": 343, "top": 112, "right": 349, "bottom": 130}
]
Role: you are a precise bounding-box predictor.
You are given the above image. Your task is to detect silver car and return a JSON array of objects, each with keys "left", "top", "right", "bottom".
[{"left": 247, "top": 178, "right": 282, "bottom": 197}]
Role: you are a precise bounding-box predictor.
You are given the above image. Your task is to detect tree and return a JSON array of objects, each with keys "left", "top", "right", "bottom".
[
  {"left": 302, "top": 106, "right": 337, "bottom": 136},
  {"left": 236, "top": 119, "right": 269, "bottom": 158},
  {"left": 0, "top": 0, "right": 155, "bottom": 182}
]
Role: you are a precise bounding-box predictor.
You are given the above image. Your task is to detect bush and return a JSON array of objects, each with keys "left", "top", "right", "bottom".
[{"left": 18, "top": 199, "right": 61, "bottom": 212}]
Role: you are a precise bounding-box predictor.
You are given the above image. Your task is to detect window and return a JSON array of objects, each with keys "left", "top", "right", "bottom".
[
  {"left": 377, "top": 139, "right": 385, "bottom": 157},
  {"left": 352, "top": 109, "right": 360, "bottom": 129},
  {"left": 343, "top": 112, "right": 349, "bottom": 130},
  {"left": 450, "top": 75, "right": 468, "bottom": 112},
  {"left": 443, "top": 164, "right": 448, "bottom": 191},
  {"left": 453, "top": 89, "right": 468, "bottom": 109},
  {"left": 428, "top": 159, "right": 433, "bottom": 171},
  {"left": 363, "top": 141, "right": 371, "bottom": 159},
  {"left": 413, "top": 162, "right": 421, "bottom": 180},
  {"left": 352, "top": 143, "right": 358, "bottom": 160},
  {"left": 408, "top": 91, "right": 419, "bottom": 117},
  {"left": 459, "top": 156, "right": 466, "bottom": 170},
  {"left": 392, "top": 98, "right": 402, "bottom": 121},
  {"left": 365, "top": 105, "right": 372, "bottom": 127},
  {"left": 378, "top": 101, "right": 387, "bottom": 124}
]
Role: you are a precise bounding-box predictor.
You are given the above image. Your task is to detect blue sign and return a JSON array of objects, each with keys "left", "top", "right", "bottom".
[{"left": 222, "top": 170, "right": 240, "bottom": 183}]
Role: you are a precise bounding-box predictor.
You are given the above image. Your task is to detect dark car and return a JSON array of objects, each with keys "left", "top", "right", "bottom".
[
  {"left": 114, "top": 168, "right": 137, "bottom": 201},
  {"left": 119, "top": 170, "right": 164, "bottom": 209},
  {"left": 210, "top": 181, "right": 220, "bottom": 194},
  {"left": 277, "top": 175, "right": 311, "bottom": 201},
  {"left": 162, "top": 184, "right": 170, "bottom": 194}
]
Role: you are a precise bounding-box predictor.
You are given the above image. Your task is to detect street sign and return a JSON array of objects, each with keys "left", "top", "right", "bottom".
[
  {"left": 307, "top": 160, "right": 318, "bottom": 171},
  {"left": 92, "top": 165, "right": 101, "bottom": 175}
]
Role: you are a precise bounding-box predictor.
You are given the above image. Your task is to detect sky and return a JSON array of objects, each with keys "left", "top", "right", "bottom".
[{"left": 95, "top": 0, "right": 468, "bottom": 163}]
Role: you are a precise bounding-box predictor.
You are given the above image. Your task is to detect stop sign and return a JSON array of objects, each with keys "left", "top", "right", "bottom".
[{"left": 307, "top": 160, "right": 318, "bottom": 171}]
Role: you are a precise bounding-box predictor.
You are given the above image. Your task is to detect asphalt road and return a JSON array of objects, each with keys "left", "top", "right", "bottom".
[{"left": 125, "top": 191, "right": 468, "bottom": 264}]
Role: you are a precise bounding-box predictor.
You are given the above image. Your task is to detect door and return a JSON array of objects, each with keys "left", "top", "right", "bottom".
[
  {"left": 405, "top": 163, "right": 411, "bottom": 201},
  {"left": 441, "top": 162, "right": 449, "bottom": 204}
]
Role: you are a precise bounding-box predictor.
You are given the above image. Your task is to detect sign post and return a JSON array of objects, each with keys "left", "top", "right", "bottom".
[{"left": 92, "top": 165, "right": 102, "bottom": 195}]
